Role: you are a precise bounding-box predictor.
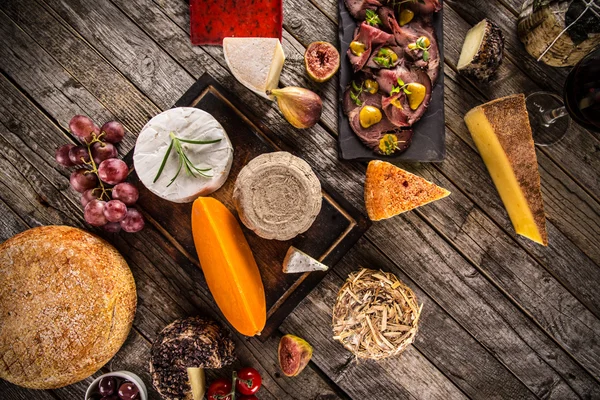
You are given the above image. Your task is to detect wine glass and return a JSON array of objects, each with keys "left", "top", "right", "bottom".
[{"left": 526, "top": 46, "right": 600, "bottom": 146}]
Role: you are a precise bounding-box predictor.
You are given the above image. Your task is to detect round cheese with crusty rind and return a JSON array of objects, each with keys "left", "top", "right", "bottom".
[
  {"left": 134, "top": 108, "right": 233, "bottom": 203},
  {"left": 233, "top": 152, "right": 322, "bottom": 241}
]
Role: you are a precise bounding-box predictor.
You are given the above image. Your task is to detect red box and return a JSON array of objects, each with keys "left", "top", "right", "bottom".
[{"left": 190, "top": 0, "right": 283, "bottom": 45}]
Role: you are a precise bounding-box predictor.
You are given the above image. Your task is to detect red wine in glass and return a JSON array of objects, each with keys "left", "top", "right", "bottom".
[
  {"left": 526, "top": 46, "right": 600, "bottom": 146},
  {"left": 564, "top": 47, "right": 600, "bottom": 132}
]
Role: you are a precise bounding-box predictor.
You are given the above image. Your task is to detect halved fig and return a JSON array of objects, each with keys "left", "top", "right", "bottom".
[
  {"left": 305, "top": 41, "right": 340, "bottom": 82},
  {"left": 278, "top": 334, "right": 313, "bottom": 377}
]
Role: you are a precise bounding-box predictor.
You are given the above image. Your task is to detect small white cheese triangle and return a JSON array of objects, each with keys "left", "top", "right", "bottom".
[
  {"left": 134, "top": 108, "right": 233, "bottom": 203},
  {"left": 282, "top": 246, "right": 329, "bottom": 273},
  {"left": 223, "top": 37, "right": 285, "bottom": 100}
]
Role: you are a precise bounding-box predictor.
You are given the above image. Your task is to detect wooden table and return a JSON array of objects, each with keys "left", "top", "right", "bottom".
[{"left": 1, "top": 0, "right": 599, "bottom": 398}]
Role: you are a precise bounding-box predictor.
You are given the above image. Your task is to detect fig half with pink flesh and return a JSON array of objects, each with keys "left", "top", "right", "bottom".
[
  {"left": 304, "top": 42, "right": 340, "bottom": 83},
  {"left": 278, "top": 334, "right": 313, "bottom": 377}
]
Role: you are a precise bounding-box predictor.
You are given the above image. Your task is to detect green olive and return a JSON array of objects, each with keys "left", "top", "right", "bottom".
[
  {"left": 350, "top": 41, "right": 366, "bottom": 56},
  {"left": 364, "top": 79, "right": 379, "bottom": 94},
  {"left": 399, "top": 9, "right": 414, "bottom": 26},
  {"left": 406, "top": 83, "right": 427, "bottom": 110},
  {"left": 359, "top": 106, "right": 382, "bottom": 128}
]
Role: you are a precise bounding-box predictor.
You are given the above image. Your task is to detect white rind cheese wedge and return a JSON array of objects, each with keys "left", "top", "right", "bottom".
[
  {"left": 223, "top": 37, "right": 285, "bottom": 100},
  {"left": 134, "top": 108, "right": 233, "bottom": 203},
  {"left": 282, "top": 246, "right": 329, "bottom": 274},
  {"left": 464, "top": 94, "right": 548, "bottom": 246}
]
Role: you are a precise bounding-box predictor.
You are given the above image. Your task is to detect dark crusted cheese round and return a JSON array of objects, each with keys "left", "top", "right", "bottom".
[
  {"left": 233, "top": 152, "right": 322, "bottom": 241},
  {"left": 150, "top": 317, "right": 235, "bottom": 400}
]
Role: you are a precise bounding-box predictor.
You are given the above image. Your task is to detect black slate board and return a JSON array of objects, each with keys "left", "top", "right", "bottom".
[
  {"left": 126, "top": 74, "right": 371, "bottom": 339},
  {"left": 338, "top": 1, "right": 446, "bottom": 162}
]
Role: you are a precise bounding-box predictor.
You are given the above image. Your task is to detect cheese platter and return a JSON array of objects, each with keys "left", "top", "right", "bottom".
[{"left": 123, "top": 73, "right": 371, "bottom": 339}]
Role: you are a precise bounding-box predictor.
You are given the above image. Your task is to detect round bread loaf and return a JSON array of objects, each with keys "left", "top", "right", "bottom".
[
  {"left": 0, "top": 226, "right": 137, "bottom": 389},
  {"left": 233, "top": 152, "right": 322, "bottom": 241}
]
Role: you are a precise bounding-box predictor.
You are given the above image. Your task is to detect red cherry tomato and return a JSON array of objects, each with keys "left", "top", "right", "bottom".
[
  {"left": 207, "top": 378, "right": 232, "bottom": 400},
  {"left": 239, "top": 396, "right": 258, "bottom": 400},
  {"left": 235, "top": 367, "right": 262, "bottom": 395}
]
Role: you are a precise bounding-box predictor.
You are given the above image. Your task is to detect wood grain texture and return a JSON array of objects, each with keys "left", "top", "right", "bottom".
[
  {"left": 2, "top": 0, "right": 157, "bottom": 150},
  {"left": 1, "top": 0, "right": 600, "bottom": 398}
]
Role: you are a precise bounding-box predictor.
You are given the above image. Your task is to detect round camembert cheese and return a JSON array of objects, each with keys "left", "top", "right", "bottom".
[{"left": 134, "top": 108, "right": 233, "bottom": 203}]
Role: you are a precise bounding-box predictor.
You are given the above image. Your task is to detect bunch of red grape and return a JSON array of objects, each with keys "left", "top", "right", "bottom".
[{"left": 55, "top": 115, "right": 145, "bottom": 233}]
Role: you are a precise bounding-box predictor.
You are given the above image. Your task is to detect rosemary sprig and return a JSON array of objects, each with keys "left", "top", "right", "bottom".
[
  {"left": 389, "top": 78, "right": 412, "bottom": 96},
  {"left": 153, "top": 132, "right": 221, "bottom": 187},
  {"left": 365, "top": 9, "right": 382, "bottom": 26}
]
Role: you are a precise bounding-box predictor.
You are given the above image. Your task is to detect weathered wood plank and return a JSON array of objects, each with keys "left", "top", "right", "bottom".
[
  {"left": 40, "top": 0, "right": 193, "bottom": 111},
  {"left": 0, "top": 380, "right": 56, "bottom": 400},
  {"left": 306, "top": 0, "right": 338, "bottom": 24},
  {"left": 51, "top": 373, "right": 103, "bottom": 400},
  {"left": 0, "top": 8, "right": 114, "bottom": 137},
  {"left": 366, "top": 213, "right": 600, "bottom": 396},
  {"left": 441, "top": 55, "right": 600, "bottom": 265},
  {"left": 2, "top": 0, "right": 158, "bottom": 150},
  {"left": 284, "top": 238, "right": 542, "bottom": 399},
  {"left": 283, "top": 0, "right": 338, "bottom": 47}
]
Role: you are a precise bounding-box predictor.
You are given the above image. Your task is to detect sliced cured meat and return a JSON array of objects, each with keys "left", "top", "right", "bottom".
[
  {"left": 405, "top": 0, "right": 441, "bottom": 16},
  {"left": 344, "top": 0, "right": 382, "bottom": 20},
  {"left": 402, "top": 19, "right": 440, "bottom": 83},
  {"left": 343, "top": 85, "right": 382, "bottom": 115},
  {"left": 348, "top": 106, "right": 413, "bottom": 154},
  {"left": 377, "top": 7, "right": 400, "bottom": 35},
  {"left": 381, "top": 93, "right": 409, "bottom": 127},
  {"left": 347, "top": 23, "right": 394, "bottom": 72},
  {"left": 375, "top": 66, "right": 402, "bottom": 95},
  {"left": 365, "top": 45, "right": 404, "bottom": 69},
  {"left": 378, "top": 9, "right": 440, "bottom": 83},
  {"left": 377, "top": 66, "right": 432, "bottom": 126}
]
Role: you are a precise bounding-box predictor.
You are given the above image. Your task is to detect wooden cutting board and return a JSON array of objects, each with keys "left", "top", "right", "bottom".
[{"left": 124, "top": 74, "right": 370, "bottom": 338}]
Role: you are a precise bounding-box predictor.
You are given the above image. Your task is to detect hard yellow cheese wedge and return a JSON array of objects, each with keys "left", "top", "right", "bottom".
[
  {"left": 464, "top": 94, "right": 548, "bottom": 246},
  {"left": 223, "top": 37, "right": 285, "bottom": 100}
]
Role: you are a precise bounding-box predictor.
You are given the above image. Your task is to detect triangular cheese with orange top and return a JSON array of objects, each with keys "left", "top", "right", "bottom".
[{"left": 364, "top": 160, "right": 450, "bottom": 221}]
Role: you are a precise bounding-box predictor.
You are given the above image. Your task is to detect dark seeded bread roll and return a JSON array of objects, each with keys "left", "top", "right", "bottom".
[{"left": 150, "top": 317, "right": 236, "bottom": 400}]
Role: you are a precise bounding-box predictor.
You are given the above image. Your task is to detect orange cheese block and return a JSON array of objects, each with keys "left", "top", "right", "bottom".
[{"left": 191, "top": 197, "right": 266, "bottom": 336}]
